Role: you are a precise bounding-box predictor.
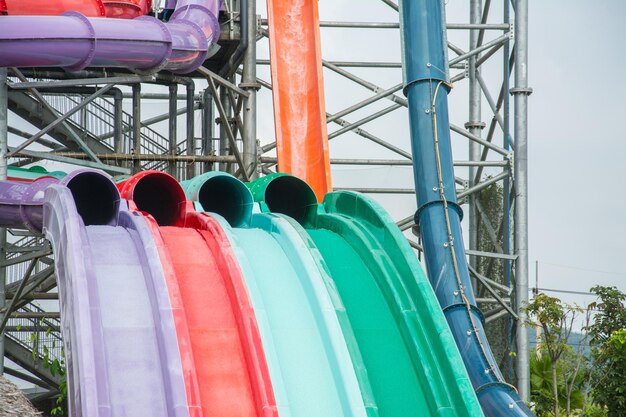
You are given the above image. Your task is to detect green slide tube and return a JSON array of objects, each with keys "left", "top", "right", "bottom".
[{"left": 250, "top": 174, "right": 484, "bottom": 417}]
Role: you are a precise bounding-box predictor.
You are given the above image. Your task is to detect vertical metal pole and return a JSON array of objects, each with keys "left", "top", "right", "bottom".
[
  {"left": 132, "top": 84, "right": 142, "bottom": 174},
  {"left": 467, "top": 0, "right": 484, "bottom": 275},
  {"left": 0, "top": 68, "right": 8, "bottom": 374},
  {"left": 512, "top": 0, "right": 532, "bottom": 401},
  {"left": 201, "top": 89, "right": 214, "bottom": 173},
  {"left": 241, "top": 0, "right": 258, "bottom": 179},
  {"left": 186, "top": 81, "right": 195, "bottom": 180},
  {"left": 113, "top": 90, "right": 123, "bottom": 155},
  {"left": 219, "top": 85, "right": 232, "bottom": 174},
  {"left": 168, "top": 83, "right": 178, "bottom": 178},
  {"left": 503, "top": 0, "right": 514, "bottom": 381}
]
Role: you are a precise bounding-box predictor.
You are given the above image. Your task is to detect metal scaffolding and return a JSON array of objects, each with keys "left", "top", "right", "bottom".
[{"left": 0, "top": 0, "right": 530, "bottom": 402}]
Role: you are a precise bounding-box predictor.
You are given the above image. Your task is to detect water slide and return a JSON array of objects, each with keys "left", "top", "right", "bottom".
[
  {"left": 182, "top": 172, "right": 368, "bottom": 417},
  {"left": 0, "top": 0, "right": 219, "bottom": 74},
  {"left": 398, "top": 1, "right": 534, "bottom": 416},
  {"left": 266, "top": 0, "right": 332, "bottom": 201},
  {"left": 118, "top": 171, "right": 277, "bottom": 417},
  {"left": 247, "top": 173, "right": 484, "bottom": 417},
  {"left": 42, "top": 170, "right": 190, "bottom": 417}
]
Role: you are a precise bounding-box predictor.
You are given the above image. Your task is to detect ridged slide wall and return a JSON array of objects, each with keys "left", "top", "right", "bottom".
[
  {"left": 41, "top": 170, "right": 190, "bottom": 417},
  {"left": 182, "top": 172, "right": 368, "bottom": 417},
  {"left": 248, "top": 174, "right": 485, "bottom": 417},
  {"left": 118, "top": 171, "right": 277, "bottom": 417}
]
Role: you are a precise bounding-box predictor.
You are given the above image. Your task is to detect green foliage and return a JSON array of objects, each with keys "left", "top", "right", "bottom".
[
  {"left": 530, "top": 354, "right": 557, "bottom": 416},
  {"left": 590, "top": 330, "right": 626, "bottom": 416},
  {"left": 586, "top": 286, "right": 626, "bottom": 416},
  {"left": 587, "top": 286, "right": 626, "bottom": 345},
  {"left": 530, "top": 349, "right": 586, "bottom": 417},
  {"left": 526, "top": 294, "right": 585, "bottom": 416},
  {"left": 581, "top": 404, "right": 607, "bottom": 417},
  {"left": 29, "top": 323, "right": 67, "bottom": 415}
]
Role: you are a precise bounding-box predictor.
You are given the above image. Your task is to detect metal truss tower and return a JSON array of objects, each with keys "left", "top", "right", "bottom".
[{"left": 0, "top": 0, "right": 530, "bottom": 402}]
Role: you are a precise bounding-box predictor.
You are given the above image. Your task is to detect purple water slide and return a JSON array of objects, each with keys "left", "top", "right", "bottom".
[
  {"left": 42, "top": 170, "right": 190, "bottom": 417},
  {"left": 0, "top": 0, "right": 220, "bottom": 74}
]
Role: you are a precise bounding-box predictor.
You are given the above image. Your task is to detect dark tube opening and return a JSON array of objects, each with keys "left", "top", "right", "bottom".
[
  {"left": 132, "top": 173, "right": 185, "bottom": 226},
  {"left": 198, "top": 176, "right": 251, "bottom": 227},
  {"left": 66, "top": 172, "right": 120, "bottom": 226},
  {"left": 264, "top": 176, "right": 317, "bottom": 225}
]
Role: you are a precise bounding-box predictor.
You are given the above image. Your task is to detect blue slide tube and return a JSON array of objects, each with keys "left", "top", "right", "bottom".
[{"left": 398, "top": 1, "right": 534, "bottom": 416}]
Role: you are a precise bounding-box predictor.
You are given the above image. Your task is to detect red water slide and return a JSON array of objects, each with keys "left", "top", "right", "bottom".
[
  {"left": 1, "top": 0, "right": 151, "bottom": 18},
  {"left": 118, "top": 171, "right": 277, "bottom": 417},
  {"left": 266, "top": 0, "right": 332, "bottom": 201}
]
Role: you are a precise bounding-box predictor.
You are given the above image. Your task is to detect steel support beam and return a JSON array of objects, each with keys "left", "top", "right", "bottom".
[
  {"left": 168, "top": 83, "right": 178, "bottom": 177},
  {"left": 186, "top": 81, "right": 196, "bottom": 179},
  {"left": 242, "top": 3, "right": 258, "bottom": 180},
  {"left": 513, "top": 0, "right": 532, "bottom": 400},
  {"left": 468, "top": 0, "right": 483, "bottom": 274},
  {"left": 132, "top": 84, "right": 142, "bottom": 174},
  {"left": 0, "top": 68, "right": 7, "bottom": 374}
]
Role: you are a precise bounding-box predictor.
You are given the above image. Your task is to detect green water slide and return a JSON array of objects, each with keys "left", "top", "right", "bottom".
[{"left": 249, "top": 174, "right": 484, "bottom": 417}]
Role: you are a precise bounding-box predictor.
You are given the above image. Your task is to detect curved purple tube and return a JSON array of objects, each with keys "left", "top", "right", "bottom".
[
  {"left": 0, "top": 169, "right": 120, "bottom": 231},
  {"left": 0, "top": 177, "right": 57, "bottom": 232},
  {"left": 0, "top": 0, "right": 219, "bottom": 74}
]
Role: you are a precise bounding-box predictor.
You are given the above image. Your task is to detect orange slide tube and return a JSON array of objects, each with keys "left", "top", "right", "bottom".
[{"left": 267, "top": 0, "right": 332, "bottom": 201}]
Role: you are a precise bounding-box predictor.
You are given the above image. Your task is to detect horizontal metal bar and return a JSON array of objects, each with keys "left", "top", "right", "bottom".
[
  {"left": 9, "top": 147, "right": 130, "bottom": 175},
  {"left": 257, "top": 59, "right": 402, "bottom": 68},
  {"left": 47, "top": 152, "right": 232, "bottom": 163},
  {"left": 260, "top": 19, "right": 510, "bottom": 31},
  {"left": 334, "top": 187, "right": 415, "bottom": 194},
  {"left": 476, "top": 298, "right": 511, "bottom": 304},
  {"left": 10, "top": 75, "right": 156, "bottom": 90},
  {"left": 259, "top": 158, "right": 507, "bottom": 167},
  {"left": 121, "top": 92, "right": 200, "bottom": 100},
  {"left": 9, "top": 312, "right": 60, "bottom": 319},
  {"left": 4, "top": 325, "right": 60, "bottom": 332},
  {"left": 15, "top": 292, "right": 58, "bottom": 300},
  {"left": 465, "top": 249, "right": 517, "bottom": 261}
]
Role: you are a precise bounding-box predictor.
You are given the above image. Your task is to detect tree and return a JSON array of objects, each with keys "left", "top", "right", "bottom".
[
  {"left": 588, "top": 285, "right": 626, "bottom": 345},
  {"left": 526, "top": 293, "right": 582, "bottom": 417},
  {"left": 587, "top": 286, "right": 626, "bottom": 416}
]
